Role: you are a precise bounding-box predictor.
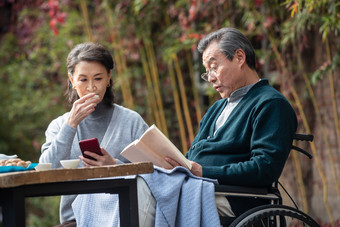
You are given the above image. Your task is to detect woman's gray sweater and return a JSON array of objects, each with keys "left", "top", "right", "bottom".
[{"left": 40, "top": 103, "right": 149, "bottom": 223}]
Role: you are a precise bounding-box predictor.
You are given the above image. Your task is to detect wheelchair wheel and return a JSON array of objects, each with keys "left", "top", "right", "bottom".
[{"left": 229, "top": 204, "right": 320, "bottom": 227}]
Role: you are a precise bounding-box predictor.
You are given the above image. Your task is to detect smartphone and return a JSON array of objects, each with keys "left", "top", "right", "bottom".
[{"left": 79, "top": 138, "right": 103, "bottom": 160}]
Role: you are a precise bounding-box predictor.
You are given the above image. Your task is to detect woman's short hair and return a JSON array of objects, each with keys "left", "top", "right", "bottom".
[
  {"left": 197, "top": 27, "right": 256, "bottom": 70},
  {"left": 65, "top": 42, "right": 115, "bottom": 106}
]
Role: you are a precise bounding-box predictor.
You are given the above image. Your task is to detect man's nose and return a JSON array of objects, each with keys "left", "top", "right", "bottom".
[{"left": 208, "top": 74, "right": 216, "bottom": 83}]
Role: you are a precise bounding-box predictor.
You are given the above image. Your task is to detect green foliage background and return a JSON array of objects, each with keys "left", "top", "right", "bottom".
[{"left": 0, "top": 0, "right": 339, "bottom": 226}]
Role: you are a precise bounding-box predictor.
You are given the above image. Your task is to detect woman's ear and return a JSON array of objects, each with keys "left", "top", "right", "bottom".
[
  {"left": 108, "top": 70, "right": 112, "bottom": 82},
  {"left": 68, "top": 73, "right": 76, "bottom": 89},
  {"left": 68, "top": 73, "right": 74, "bottom": 85}
]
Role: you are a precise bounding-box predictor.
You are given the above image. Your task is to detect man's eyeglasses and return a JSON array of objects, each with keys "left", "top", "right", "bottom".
[{"left": 201, "top": 68, "right": 217, "bottom": 81}]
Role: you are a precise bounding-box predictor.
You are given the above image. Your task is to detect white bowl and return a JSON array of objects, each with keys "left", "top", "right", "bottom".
[
  {"left": 60, "top": 159, "right": 80, "bottom": 169},
  {"left": 35, "top": 163, "right": 52, "bottom": 171}
]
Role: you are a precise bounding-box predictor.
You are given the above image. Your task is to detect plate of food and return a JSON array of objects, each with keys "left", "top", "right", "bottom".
[{"left": 0, "top": 157, "right": 37, "bottom": 173}]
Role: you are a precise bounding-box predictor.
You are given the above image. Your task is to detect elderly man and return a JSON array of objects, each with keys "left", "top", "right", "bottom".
[{"left": 167, "top": 27, "right": 297, "bottom": 216}]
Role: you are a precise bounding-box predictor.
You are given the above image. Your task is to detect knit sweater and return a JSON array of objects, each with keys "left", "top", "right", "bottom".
[
  {"left": 186, "top": 79, "right": 297, "bottom": 187},
  {"left": 40, "top": 103, "right": 149, "bottom": 223}
]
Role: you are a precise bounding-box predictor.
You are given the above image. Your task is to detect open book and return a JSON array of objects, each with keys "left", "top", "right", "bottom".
[{"left": 120, "top": 124, "right": 192, "bottom": 170}]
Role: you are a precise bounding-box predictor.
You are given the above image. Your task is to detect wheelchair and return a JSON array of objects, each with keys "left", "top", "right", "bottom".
[{"left": 215, "top": 133, "right": 320, "bottom": 227}]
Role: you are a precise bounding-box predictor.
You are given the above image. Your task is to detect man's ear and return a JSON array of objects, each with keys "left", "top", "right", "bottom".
[{"left": 235, "top": 49, "right": 246, "bottom": 65}]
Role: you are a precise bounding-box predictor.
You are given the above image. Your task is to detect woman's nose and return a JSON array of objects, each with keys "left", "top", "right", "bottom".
[{"left": 87, "top": 81, "right": 97, "bottom": 91}]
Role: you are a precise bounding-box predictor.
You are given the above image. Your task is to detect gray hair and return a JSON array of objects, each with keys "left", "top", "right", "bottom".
[{"left": 197, "top": 27, "right": 256, "bottom": 70}]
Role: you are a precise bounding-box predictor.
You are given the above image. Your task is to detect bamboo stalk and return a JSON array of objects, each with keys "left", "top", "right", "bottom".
[
  {"left": 143, "top": 37, "right": 168, "bottom": 136},
  {"left": 102, "top": 0, "right": 134, "bottom": 110},
  {"left": 163, "top": 11, "right": 196, "bottom": 144},
  {"left": 79, "top": 0, "right": 93, "bottom": 41},
  {"left": 111, "top": 34, "right": 134, "bottom": 110},
  {"left": 168, "top": 60, "right": 188, "bottom": 153},
  {"left": 291, "top": 146, "right": 309, "bottom": 212},
  {"left": 186, "top": 51, "right": 202, "bottom": 130},
  {"left": 325, "top": 37, "right": 340, "bottom": 157},
  {"left": 118, "top": 47, "right": 135, "bottom": 108},
  {"left": 291, "top": 87, "right": 334, "bottom": 226},
  {"left": 172, "top": 53, "right": 195, "bottom": 144},
  {"left": 140, "top": 46, "right": 159, "bottom": 125}
]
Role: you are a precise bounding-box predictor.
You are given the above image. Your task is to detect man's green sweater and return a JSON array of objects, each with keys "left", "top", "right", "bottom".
[{"left": 186, "top": 79, "right": 297, "bottom": 187}]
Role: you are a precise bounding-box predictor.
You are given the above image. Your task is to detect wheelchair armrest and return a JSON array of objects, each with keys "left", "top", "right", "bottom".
[
  {"left": 214, "top": 184, "right": 281, "bottom": 201},
  {"left": 214, "top": 184, "right": 269, "bottom": 195}
]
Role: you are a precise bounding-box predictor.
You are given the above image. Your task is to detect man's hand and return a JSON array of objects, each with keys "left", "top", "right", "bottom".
[
  {"left": 79, "top": 148, "right": 116, "bottom": 167},
  {"left": 165, "top": 157, "right": 203, "bottom": 177}
]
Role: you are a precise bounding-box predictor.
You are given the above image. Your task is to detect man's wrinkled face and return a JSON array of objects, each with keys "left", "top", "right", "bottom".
[{"left": 202, "top": 42, "right": 241, "bottom": 98}]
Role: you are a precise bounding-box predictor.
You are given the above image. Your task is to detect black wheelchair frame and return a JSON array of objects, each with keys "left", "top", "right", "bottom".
[{"left": 215, "top": 133, "right": 320, "bottom": 227}]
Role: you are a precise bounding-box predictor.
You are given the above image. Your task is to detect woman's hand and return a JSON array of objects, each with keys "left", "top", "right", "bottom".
[
  {"left": 67, "top": 93, "right": 100, "bottom": 128},
  {"left": 79, "top": 148, "right": 116, "bottom": 167},
  {"left": 165, "top": 157, "right": 203, "bottom": 177}
]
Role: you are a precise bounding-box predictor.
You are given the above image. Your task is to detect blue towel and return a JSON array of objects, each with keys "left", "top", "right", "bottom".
[
  {"left": 72, "top": 175, "right": 128, "bottom": 226},
  {"left": 72, "top": 166, "right": 220, "bottom": 227}
]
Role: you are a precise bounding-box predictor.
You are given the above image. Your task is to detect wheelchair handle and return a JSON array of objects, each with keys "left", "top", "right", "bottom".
[
  {"left": 291, "top": 133, "right": 314, "bottom": 159},
  {"left": 293, "top": 133, "right": 314, "bottom": 142}
]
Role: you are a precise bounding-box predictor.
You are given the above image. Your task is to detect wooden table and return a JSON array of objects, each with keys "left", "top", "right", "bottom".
[{"left": 0, "top": 162, "right": 154, "bottom": 227}]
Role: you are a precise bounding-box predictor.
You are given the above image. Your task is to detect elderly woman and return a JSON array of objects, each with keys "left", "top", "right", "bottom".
[{"left": 39, "top": 42, "right": 149, "bottom": 226}]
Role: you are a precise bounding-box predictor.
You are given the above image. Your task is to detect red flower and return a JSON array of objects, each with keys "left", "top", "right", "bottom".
[
  {"left": 264, "top": 16, "right": 274, "bottom": 28},
  {"left": 56, "top": 12, "right": 67, "bottom": 23},
  {"left": 47, "top": 0, "right": 66, "bottom": 36},
  {"left": 180, "top": 34, "right": 187, "bottom": 42},
  {"left": 254, "top": 0, "right": 264, "bottom": 8}
]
